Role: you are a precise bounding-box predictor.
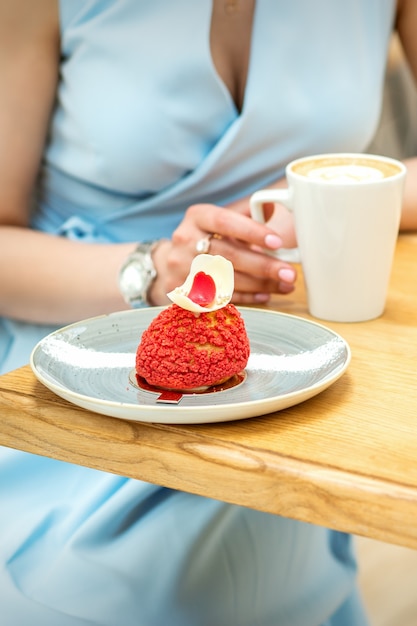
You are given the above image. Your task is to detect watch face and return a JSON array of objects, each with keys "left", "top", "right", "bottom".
[
  {"left": 119, "top": 244, "right": 157, "bottom": 307},
  {"left": 122, "top": 263, "right": 146, "bottom": 300}
]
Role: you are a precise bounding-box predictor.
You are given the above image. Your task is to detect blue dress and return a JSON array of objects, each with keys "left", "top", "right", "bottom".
[{"left": 0, "top": 1, "right": 395, "bottom": 623}]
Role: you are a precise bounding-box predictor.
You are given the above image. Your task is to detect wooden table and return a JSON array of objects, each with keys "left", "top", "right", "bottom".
[{"left": 1, "top": 234, "right": 416, "bottom": 549}]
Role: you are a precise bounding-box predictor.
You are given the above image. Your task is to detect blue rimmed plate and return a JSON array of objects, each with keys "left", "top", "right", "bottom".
[{"left": 30, "top": 307, "right": 350, "bottom": 424}]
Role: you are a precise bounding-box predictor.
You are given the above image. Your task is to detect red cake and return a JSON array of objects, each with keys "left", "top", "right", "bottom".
[{"left": 135, "top": 254, "right": 250, "bottom": 391}]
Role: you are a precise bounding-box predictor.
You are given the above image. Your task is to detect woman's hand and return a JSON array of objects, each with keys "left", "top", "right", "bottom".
[{"left": 149, "top": 202, "right": 297, "bottom": 306}]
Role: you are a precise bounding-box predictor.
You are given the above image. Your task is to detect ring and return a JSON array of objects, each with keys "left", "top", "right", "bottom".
[{"left": 195, "top": 233, "right": 222, "bottom": 254}]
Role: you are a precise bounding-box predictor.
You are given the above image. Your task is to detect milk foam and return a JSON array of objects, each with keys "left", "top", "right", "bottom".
[{"left": 307, "top": 164, "right": 384, "bottom": 184}]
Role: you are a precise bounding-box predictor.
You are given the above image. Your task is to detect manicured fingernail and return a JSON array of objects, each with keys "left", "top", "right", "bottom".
[
  {"left": 254, "top": 293, "right": 270, "bottom": 303},
  {"left": 278, "top": 268, "right": 296, "bottom": 282},
  {"left": 265, "top": 233, "right": 283, "bottom": 249}
]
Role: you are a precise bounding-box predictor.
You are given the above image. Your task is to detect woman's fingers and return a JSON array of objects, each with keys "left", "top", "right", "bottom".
[
  {"left": 231, "top": 267, "right": 296, "bottom": 300},
  {"left": 163, "top": 203, "right": 298, "bottom": 303},
  {"left": 180, "top": 204, "right": 284, "bottom": 254},
  {"left": 206, "top": 234, "right": 297, "bottom": 285}
]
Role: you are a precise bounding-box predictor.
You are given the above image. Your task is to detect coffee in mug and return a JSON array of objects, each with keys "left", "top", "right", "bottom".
[{"left": 291, "top": 155, "right": 402, "bottom": 183}]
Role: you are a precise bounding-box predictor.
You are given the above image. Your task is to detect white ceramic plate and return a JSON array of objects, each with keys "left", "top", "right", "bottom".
[{"left": 30, "top": 307, "right": 350, "bottom": 424}]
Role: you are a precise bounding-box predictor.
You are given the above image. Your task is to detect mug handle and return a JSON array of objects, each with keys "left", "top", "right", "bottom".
[
  {"left": 249, "top": 188, "right": 293, "bottom": 223},
  {"left": 249, "top": 189, "right": 300, "bottom": 262}
]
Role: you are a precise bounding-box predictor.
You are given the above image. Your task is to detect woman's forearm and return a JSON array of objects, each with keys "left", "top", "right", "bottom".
[
  {"left": 401, "top": 157, "right": 417, "bottom": 230},
  {"left": 0, "top": 226, "right": 135, "bottom": 324}
]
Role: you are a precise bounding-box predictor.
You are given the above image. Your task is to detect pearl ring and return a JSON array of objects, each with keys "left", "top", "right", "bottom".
[{"left": 195, "top": 233, "right": 222, "bottom": 254}]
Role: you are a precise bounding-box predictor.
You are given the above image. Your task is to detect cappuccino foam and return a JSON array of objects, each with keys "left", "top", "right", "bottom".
[{"left": 292, "top": 156, "right": 401, "bottom": 183}]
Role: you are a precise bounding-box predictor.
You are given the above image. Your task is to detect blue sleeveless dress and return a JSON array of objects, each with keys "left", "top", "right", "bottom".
[{"left": 0, "top": 2, "right": 395, "bottom": 624}]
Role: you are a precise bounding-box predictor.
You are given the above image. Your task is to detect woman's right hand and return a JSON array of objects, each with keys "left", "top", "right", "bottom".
[{"left": 149, "top": 202, "right": 297, "bottom": 306}]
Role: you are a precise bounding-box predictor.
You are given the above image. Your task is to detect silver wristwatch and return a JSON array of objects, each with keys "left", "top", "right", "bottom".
[{"left": 118, "top": 242, "right": 158, "bottom": 308}]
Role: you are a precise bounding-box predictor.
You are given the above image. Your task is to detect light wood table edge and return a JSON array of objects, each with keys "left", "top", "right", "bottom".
[{"left": 1, "top": 365, "right": 416, "bottom": 550}]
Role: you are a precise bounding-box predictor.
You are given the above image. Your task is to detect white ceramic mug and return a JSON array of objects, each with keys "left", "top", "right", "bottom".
[{"left": 250, "top": 153, "right": 406, "bottom": 322}]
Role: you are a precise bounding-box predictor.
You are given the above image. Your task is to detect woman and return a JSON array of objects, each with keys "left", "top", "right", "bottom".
[{"left": 1, "top": 1, "right": 416, "bottom": 624}]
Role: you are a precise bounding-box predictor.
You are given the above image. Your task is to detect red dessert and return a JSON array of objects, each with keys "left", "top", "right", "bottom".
[
  {"left": 135, "top": 254, "right": 250, "bottom": 391},
  {"left": 136, "top": 303, "right": 249, "bottom": 390}
]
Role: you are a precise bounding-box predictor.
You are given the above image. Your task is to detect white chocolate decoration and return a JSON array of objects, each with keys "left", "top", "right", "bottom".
[{"left": 167, "top": 254, "right": 234, "bottom": 312}]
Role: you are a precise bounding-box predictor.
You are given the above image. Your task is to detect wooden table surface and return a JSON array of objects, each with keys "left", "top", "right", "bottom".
[{"left": 1, "top": 234, "right": 416, "bottom": 549}]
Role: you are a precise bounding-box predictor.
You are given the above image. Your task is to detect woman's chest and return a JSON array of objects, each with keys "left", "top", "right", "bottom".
[{"left": 50, "top": 0, "right": 395, "bottom": 193}]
